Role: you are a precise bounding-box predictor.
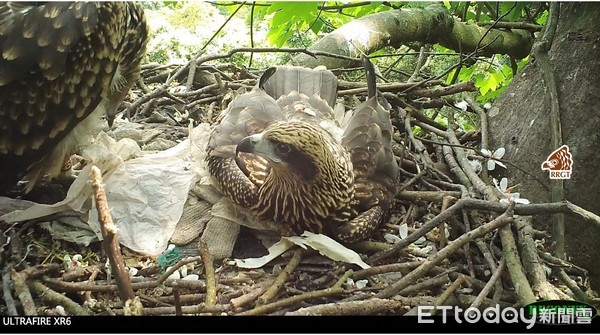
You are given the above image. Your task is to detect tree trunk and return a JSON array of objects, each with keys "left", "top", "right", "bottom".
[{"left": 488, "top": 2, "right": 600, "bottom": 290}]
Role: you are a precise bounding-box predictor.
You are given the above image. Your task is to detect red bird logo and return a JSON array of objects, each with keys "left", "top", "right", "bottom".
[{"left": 541, "top": 145, "right": 573, "bottom": 179}]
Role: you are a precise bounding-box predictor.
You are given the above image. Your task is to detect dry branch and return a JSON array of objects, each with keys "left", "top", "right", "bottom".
[
  {"left": 28, "top": 280, "right": 90, "bottom": 316},
  {"left": 374, "top": 212, "right": 514, "bottom": 299},
  {"left": 199, "top": 241, "right": 217, "bottom": 307},
  {"left": 11, "top": 268, "right": 37, "bottom": 316},
  {"left": 91, "top": 166, "right": 135, "bottom": 303}
]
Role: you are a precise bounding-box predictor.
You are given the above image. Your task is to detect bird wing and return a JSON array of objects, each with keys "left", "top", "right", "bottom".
[
  {"left": 206, "top": 87, "right": 283, "bottom": 207},
  {"left": 341, "top": 58, "right": 399, "bottom": 211},
  {"left": 265, "top": 66, "right": 343, "bottom": 141},
  {"left": 0, "top": 2, "right": 148, "bottom": 191},
  {"left": 0, "top": 2, "right": 97, "bottom": 84},
  {"left": 260, "top": 66, "right": 338, "bottom": 108}
]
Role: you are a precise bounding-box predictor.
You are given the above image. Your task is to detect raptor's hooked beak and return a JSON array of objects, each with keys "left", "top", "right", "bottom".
[
  {"left": 104, "top": 99, "right": 121, "bottom": 128},
  {"left": 237, "top": 134, "right": 281, "bottom": 163}
]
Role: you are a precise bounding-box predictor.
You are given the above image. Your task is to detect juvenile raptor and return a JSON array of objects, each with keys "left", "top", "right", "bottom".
[{"left": 206, "top": 59, "right": 399, "bottom": 243}]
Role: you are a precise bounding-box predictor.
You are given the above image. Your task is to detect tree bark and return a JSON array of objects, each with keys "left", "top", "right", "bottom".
[
  {"left": 488, "top": 2, "right": 600, "bottom": 290},
  {"left": 292, "top": 4, "right": 532, "bottom": 69}
]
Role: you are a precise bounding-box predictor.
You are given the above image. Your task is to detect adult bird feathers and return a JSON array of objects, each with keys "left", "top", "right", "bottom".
[
  {"left": 207, "top": 60, "right": 399, "bottom": 243},
  {"left": 0, "top": 2, "right": 148, "bottom": 193}
]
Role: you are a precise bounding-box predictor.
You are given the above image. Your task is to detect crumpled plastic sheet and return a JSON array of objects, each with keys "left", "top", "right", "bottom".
[{"left": 1, "top": 122, "right": 208, "bottom": 256}]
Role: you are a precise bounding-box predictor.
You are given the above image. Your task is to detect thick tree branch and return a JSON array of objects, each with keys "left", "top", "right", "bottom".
[{"left": 292, "top": 4, "right": 532, "bottom": 69}]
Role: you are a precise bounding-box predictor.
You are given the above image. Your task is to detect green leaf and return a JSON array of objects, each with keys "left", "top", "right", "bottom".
[
  {"left": 162, "top": 1, "right": 179, "bottom": 8},
  {"left": 458, "top": 65, "right": 477, "bottom": 82},
  {"left": 500, "top": 2, "right": 526, "bottom": 22},
  {"left": 310, "top": 18, "right": 324, "bottom": 34},
  {"left": 536, "top": 10, "right": 548, "bottom": 25}
]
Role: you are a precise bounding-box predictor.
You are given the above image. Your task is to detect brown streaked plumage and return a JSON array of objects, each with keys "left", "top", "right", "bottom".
[
  {"left": 0, "top": 2, "right": 148, "bottom": 193},
  {"left": 207, "top": 60, "right": 399, "bottom": 243}
]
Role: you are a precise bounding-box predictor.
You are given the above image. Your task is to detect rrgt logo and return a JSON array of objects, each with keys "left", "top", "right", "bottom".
[{"left": 541, "top": 145, "right": 573, "bottom": 179}]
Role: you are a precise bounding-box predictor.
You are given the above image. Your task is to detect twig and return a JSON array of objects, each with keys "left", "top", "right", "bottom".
[
  {"left": 400, "top": 274, "right": 452, "bottom": 297},
  {"left": 405, "top": 114, "right": 435, "bottom": 170},
  {"left": 408, "top": 81, "right": 476, "bottom": 98},
  {"left": 555, "top": 269, "right": 591, "bottom": 303},
  {"left": 446, "top": 112, "right": 487, "bottom": 197},
  {"left": 20, "top": 264, "right": 61, "bottom": 280},
  {"left": 173, "top": 288, "right": 182, "bottom": 316},
  {"left": 185, "top": 95, "right": 223, "bottom": 111},
  {"left": 396, "top": 191, "right": 461, "bottom": 203},
  {"left": 174, "top": 83, "right": 220, "bottom": 98},
  {"left": 374, "top": 211, "right": 514, "bottom": 299},
  {"left": 185, "top": 59, "right": 197, "bottom": 91},
  {"left": 471, "top": 258, "right": 505, "bottom": 310},
  {"left": 465, "top": 95, "right": 490, "bottom": 182},
  {"left": 464, "top": 96, "right": 488, "bottom": 149},
  {"left": 157, "top": 256, "right": 202, "bottom": 283},
  {"left": 408, "top": 46, "right": 429, "bottom": 82},
  {"left": 237, "top": 270, "right": 351, "bottom": 316},
  {"left": 3, "top": 265, "right": 18, "bottom": 315},
  {"left": 397, "top": 169, "right": 427, "bottom": 193},
  {"left": 91, "top": 166, "right": 135, "bottom": 302},
  {"left": 113, "top": 303, "right": 229, "bottom": 316},
  {"left": 438, "top": 196, "right": 453, "bottom": 248},
  {"left": 442, "top": 140, "right": 474, "bottom": 194},
  {"left": 318, "top": 2, "right": 372, "bottom": 11},
  {"left": 125, "top": 87, "right": 168, "bottom": 120},
  {"left": 353, "top": 261, "right": 423, "bottom": 280},
  {"left": 432, "top": 275, "right": 468, "bottom": 314},
  {"left": 371, "top": 197, "right": 600, "bottom": 265},
  {"left": 460, "top": 211, "right": 476, "bottom": 278},
  {"left": 43, "top": 275, "right": 207, "bottom": 293},
  {"left": 237, "top": 287, "right": 344, "bottom": 316},
  {"left": 136, "top": 77, "right": 151, "bottom": 94},
  {"left": 498, "top": 223, "right": 536, "bottom": 306},
  {"left": 230, "top": 278, "right": 275, "bottom": 310},
  {"left": 201, "top": 2, "right": 244, "bottom": 51},
  {"left": 474, "top": 236, "right": 503, "bottom": 303},
  {"left": 538, "top": 251, "right": 588, "bottom": 277},
  {"left": 340, "top": 79, "right": 441, "bottom": 90},
  {"left": 11, "top": 268, "right": 37, "bottom": 315},
  {"left": 398, "top": 104, "right": 447, "bottom": 132},
  {"left": 478, "top": 21, "right": 543, "bottom": 32},
  {"left": 138, "top": 294, "right": 172, "bottom": 308},
  {"left": 258, "top": 249, "right": 302, "bottom": 305},
  {"left": 514, "top": 216, "right": 561, "bottom": 300},
  {"left": 28, "top": 280, "right": 90, "bottom": 316},
  {"left": 83, "top": 267, "right": 100, "bottom": 303},
  {"left": 198, "top": 241, "right": 217, "bottom": 307},
  {"left": 286, "top": 297, "right": 420, "bottom": 316},
  {"left": 156, "top": 293, "right": 206, "bottom": 305},
  {"left": 200, "top": 47, "right": 365, "bottom": 69}
]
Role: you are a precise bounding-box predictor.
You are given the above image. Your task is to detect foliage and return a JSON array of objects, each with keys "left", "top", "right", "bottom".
[
  {"left": 143, "top": 1, "right": 547, "bottom": 128},
  {"left": 445, "top": 54, "right": 528, "bottom": 103},
  {"left": 250, "top": 2, "right": 393, "bottom": 48},
  {"left": 247, "top": 1, "right": 545, "bottom": 107}
]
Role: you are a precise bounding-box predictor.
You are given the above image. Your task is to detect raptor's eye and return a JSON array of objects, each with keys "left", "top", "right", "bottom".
[{"left": 275, "top": 143, "right": 291, "bottom": 155}]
